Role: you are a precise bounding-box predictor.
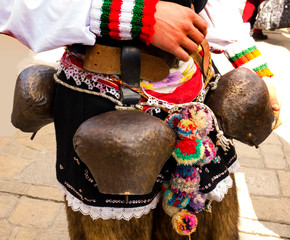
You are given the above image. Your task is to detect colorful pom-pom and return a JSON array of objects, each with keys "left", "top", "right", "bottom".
[
  {"left": 172, "top": 209, "right": 198, "bottom": 236},
  {"left": 177, "top": 119, "right": 197, "bottom": 139},
  {"left": 161, "top": 181, "right": 171, "bottom": 192},
  {"left": 187, "top": 192, "right": 206, "bottom": 214},
  {"left": 173, "top": 139, "right": 205, "bottom": 165},
  {"left": 197, "top": 138, "right": 217, "bottom": 166},
  {"left": 175, "top": 165, "right": 194, "bottom": 178},
  {"left": 162, "top": 198, "right": 180, "bottom": 217},
  {"left": 164, "top": 188, "right": 190, "bottom": 208},
  {"left": 188, "top": 106, "right": 213, "bottom": 137},
  {"left": 171, "top": 167, "right": 200, "bottom": 197},
  {"left": 165, "top": 113, "right": 183, "bottom": 133}
]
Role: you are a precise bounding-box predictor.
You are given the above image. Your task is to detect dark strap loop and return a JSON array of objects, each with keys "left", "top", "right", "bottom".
[{"left": 120, "top": 45, "right": 141, "bottom": 105}]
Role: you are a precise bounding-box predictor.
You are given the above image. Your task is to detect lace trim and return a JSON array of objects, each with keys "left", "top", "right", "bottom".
[
  {"left": 228, "top": 160, "right": 240, "bottom": 174},
  {"left": 58, "top": 183, "right": 161, "bottom": 221},
  {"left": 57, "top": 55, "right": 121, "bottom": 100},
  {"left": 204, "top": 175, "right": 233, "bottom": 202}
]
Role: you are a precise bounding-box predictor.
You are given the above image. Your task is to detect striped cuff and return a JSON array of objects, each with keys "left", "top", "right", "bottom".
[
  {"left": 224, "top": 40, "right": 274, "bottom": 78},
  {"left": 227, "top": 46, "right": 261, "bottom": 68},
  {"left": 90, "top": 0, "right": 158, "bottom": 44}
]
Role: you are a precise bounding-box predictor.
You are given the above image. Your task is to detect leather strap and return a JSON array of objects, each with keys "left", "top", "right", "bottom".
[
  {"left": 84, "top": 44, "right": 170, "bottom": 82},
  {"left": 120, "top": 45, "right": 141, "bottom": 105},
  {"left": 190, "top": 39, "right": 210, "bottom": 78}
]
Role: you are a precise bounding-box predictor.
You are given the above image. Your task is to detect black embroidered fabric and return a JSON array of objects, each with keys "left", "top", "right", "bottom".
[{"left": 54, "top": 69, "right": 237, "bottom": 208}]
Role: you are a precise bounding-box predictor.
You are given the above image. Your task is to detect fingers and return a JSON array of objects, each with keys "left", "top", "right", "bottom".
[
  {"left": 272, "top": 103, "right": 281, "bottom": 111},
  {"left": 190, "top": 12, "right": 208, "bottom": 37},
  {"left": 184, "top": 10, "right": 207, "bottom": 51},
  {"left": 151, "top": 1, "right": 207, "bottom": 61},
  {"left": 180, "top": 37, "right": 198, "bottom": 54},
  {"left": 264, "top": 77, "right": 282, "bottom": 129},
  {"left": 173, "top": 47, "right": 191, "bottom": 62}
]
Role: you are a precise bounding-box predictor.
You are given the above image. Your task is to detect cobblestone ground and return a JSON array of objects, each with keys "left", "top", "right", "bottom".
[{"left": 0, "top": 121, "right": 290, "bottom": 240}]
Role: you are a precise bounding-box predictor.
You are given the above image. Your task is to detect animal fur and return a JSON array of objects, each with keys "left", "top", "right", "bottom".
[
  {"left": 65, "top": 174, "right": 239, "bottom": 240},
  {"left": 152, "top": 174, "right": 239, "bottom": 240},
  {"left": 66, "top": 204, "right": 154, "bottom": 240}
]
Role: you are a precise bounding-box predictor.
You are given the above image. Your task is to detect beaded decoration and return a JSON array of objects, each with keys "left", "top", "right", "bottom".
[{"left": 163, "top": 105, "right": 218, "bottom": 238}]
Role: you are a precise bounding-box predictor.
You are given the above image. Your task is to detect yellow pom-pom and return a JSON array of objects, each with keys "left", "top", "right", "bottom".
[{"left": 172, "top": 209, "right": 198, "bottom": 236}]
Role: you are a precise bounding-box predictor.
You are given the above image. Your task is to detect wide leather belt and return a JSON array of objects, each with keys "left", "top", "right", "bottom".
[
  {"left": 84, "top": 43, "right": 170, "bottom": 83},
  {"left": 83, "top": 40, "right": 212, "bottom": 105}
]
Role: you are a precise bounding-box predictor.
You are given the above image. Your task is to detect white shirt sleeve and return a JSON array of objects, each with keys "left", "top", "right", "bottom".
[
  {"left": 200, "top": 0, "right": 274, "bottom": 79},
  {"left": 0, "top": 0, "right": 96, "bottom": 52},
  {"left": 200, "top": 0, "right": 252, "bottom": 51}
]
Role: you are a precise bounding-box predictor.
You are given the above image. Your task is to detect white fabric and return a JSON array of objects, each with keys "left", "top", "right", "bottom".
[
  {"left": 204, "top": 161, "right": 240, "bottom": 202},
  {"left": 0, "top": 0, "right": 95, "bottom": 52},
  {"left": 89, "top": 0, "right": 105, "bottom": 37},
  {"left": 204, "top": 175, "right": 233, "bottom": 202},
  {"left": 1, "top": 0, "right": 254, "bottom": 53},
  {"left": 228, "top": 160, "right": 240, "bottom": 174},
  {"left": 59, "top": 183, "right": 161, "bottom": 221},
  {"left": 90, "top": 0, "right": 136, "bottom": 40},
  {"left": 200, "top": 0, "right": 252, "bottom": 51},
  {"left": 118, "top": 0, "right": 135, "bottom": 39}
]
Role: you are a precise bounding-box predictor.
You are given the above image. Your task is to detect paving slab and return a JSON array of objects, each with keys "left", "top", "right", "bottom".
[
  {"left": 234, "top": 141, "right": 264, "bottom": 168},
  {"left": 280, "top": 140, "right": 290, "bottom": 168},
  {"left": 0, "top": 193, "right": 19, "bottom": 219},
  {"left": 239, "top": 218, "right": 290, "bottom": 239},
  {"left": 239, "top": 167, "right": 280, "bottom": 197},
  {"left": 14, "top": 154, "right": 58, "bottom": 187},
  {"left": 251, "top": 196, "right": 290, "bottom": 225},
  {"left": 259, "top": 222, "right": 290, "bottom": 240},
  {"left": 240, "top": 232, "right": 285, "bottom": 240},
  {"left": 0, "top": 220, "right": 12, "bottom": 240},
  {"left": 0, "top": 179, "right": 31, "bottom": 196},
  {"left": 38, "top": 205, "right": 70, "bottom": 240},
  {"left": 277, "top": 171, "right": 290, "bottom": 197},
  {"left": 8, "top": 197, "right": 61, "bottom": 229},
  {"left": 261, "top": 133, "right": 283, "bottom": 146},
  {"left": 0, "top": 155, "right": 31, "bottom": 178},
  {"left": 260, "top": 144, "right": 286, "bottom": 170},
  {"left": 10, "top": 227, "right": 39, "bottom": 240},
  {"left": 27, "top": 185, "right": 64, "bottom": 202}
]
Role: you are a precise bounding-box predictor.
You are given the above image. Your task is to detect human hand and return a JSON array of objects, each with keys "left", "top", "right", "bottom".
[
  {"left": 264, "top": 77, "right": 282, "bottom": 129},
  {"left": 151, "top": 1, "right": 207, "bottom": 62}
]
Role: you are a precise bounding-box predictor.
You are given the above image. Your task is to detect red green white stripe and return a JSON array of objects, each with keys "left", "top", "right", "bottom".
[
  {"left": 90, "top": 0, "right": 158, "bottom": 44},
  {"left": 108, "top": 0, "right": 124, "bottom": 39},
  {"left": 89, "top": 0, "right": 105, "bottom": 37}
]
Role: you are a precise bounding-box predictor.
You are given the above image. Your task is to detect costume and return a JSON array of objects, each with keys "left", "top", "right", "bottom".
[
  {"left": 242, "top": 0, "right": 268, "bottom": 40},
  {"left": 1, "top": 0, "right": 274, "bottom": 224}
]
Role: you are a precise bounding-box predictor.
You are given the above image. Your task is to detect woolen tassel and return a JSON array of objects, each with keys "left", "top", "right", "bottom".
[
  {"left": 165, "top": 113, "right": 183, "bottom": 133},
  {"left": 172, "top": 209, "right": 198, "bottom": 236},
  {"left": 173, "top": 139, "right": 204, "bottom": 165},
  {"left": 177, "top": 119, "right": 197, "bottom": 139}
]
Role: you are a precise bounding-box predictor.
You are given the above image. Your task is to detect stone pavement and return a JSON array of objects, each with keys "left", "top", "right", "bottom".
[
  {"left": 1, "top": 30, "right": 290, "bottom": 240},
  {"left": 1, "top": 122, "right": 290, "bottom": 240}
]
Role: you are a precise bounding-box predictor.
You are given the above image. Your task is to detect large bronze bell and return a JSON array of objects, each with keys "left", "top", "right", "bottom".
[
  {"left": 73, "top": 110, "right": 176, "bottom": 195},
  {"left": 11, "top": 65, "right": 56, "bottom": 134},
  {"left": 205, "top": 67, "right": 275, "bottom": 147}
]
